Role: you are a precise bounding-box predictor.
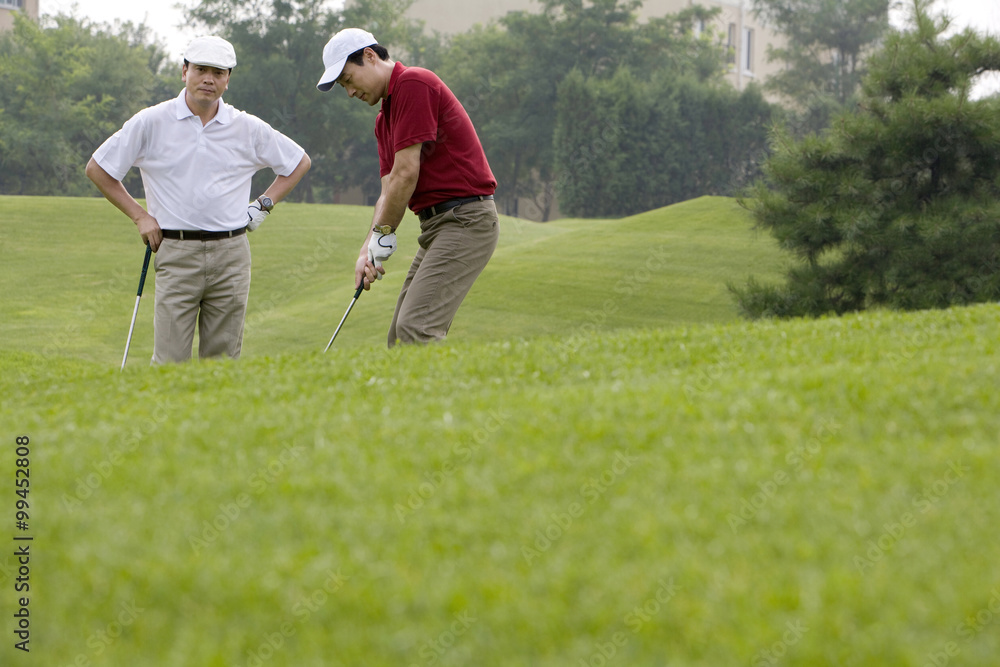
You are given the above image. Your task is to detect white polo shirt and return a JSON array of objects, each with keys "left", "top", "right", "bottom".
[{"left": 93, "top": 90, "right": 305, "bottom": 232}]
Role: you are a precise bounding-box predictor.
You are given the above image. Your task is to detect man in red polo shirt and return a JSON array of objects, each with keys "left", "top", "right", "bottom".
[{"left": 317, "top": 28, "right": 499, "bottom": 347}]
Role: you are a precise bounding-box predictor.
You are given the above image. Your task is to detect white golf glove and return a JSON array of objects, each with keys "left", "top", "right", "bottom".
[
  {"left": 246, "top": 201, "right": 269, "bottom": 232},
  {"left": 367, "top": 229, "right": 397, "bottom": 280}
]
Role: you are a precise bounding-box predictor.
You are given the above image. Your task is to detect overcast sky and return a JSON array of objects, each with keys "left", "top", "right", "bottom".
[
  {"left": 44, "top": 0, "right": 1000, "bottom": 96},
  {"left": 42, "top": 0, "right": 344, "bottom": 61}
]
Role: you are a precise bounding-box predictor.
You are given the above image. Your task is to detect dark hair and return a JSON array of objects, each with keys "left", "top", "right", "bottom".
[
  {"left": 183, "top": 60, "right": 233, "bottom": 74},
  {"left": 345, "top": 44, "right": 390, "bottom": 67}
]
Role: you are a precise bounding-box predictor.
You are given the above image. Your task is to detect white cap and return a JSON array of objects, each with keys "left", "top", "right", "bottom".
[
  {"left": 317, "top": 28, "right": 377, "bottom": 91},
  {"left": 184, "top": 36, "right": 237, "bottom": 69}
]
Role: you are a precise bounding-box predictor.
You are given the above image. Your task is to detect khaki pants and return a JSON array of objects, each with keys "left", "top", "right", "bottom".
[
  {"left": 152, "top": 235, "right": 251, "bottom": 364},
  {"left": 388, "top": 199, "right": 499, "bottom": 347}
]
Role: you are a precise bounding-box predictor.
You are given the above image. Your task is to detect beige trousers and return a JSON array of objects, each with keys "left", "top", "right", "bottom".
[
  {"left": 152, "top": 235, "right": 251, "bottom": 363},
  {"left": 388, "top": 199, "right": 500, "bottom": 347}
]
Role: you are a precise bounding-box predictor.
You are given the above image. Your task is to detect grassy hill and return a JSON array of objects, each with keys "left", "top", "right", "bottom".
[
  {"left": 0, "top": 195, "right": 785, "bottom": 362},
  {"left": 2, "top": 196, "right": 999, "bottom": 666}
]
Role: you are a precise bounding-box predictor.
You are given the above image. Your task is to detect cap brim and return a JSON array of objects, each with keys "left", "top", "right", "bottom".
[
  {"left": 316, "top": 58, "right": 348, "bottom": 91},
  {"left": 189, "top": 60, "right": 235, "bottom": 69}
]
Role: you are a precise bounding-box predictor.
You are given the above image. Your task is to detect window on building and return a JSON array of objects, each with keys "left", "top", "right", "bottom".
[
  {"left": 0, "top": 0, "right": 25, "bottom": 8},
  {"left": 726, "top": 23, "right": 737, "bottom": 67},
  {"left": 742, "top": 28, "right": 754, "bottom": 73}
]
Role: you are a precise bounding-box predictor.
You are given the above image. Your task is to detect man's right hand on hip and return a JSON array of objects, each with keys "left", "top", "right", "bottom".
[{"left": 135, "top": 213, "right": 162, "bottom": 252}]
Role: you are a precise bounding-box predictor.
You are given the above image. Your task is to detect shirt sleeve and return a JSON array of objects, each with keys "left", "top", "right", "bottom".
[
  {"left": 92, "top": 112, "right": 148, "bottom": 182},
  {"left": 252, "top": 119, "right": 306, "bottom": 177},
  {"left": 389, "top": 78, "right": 440, "bottom": 154}
]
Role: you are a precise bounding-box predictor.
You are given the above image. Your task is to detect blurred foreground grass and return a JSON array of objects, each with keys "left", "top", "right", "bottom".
[{"left": 1, "top": 303, "right": 998, "bottom": 665}]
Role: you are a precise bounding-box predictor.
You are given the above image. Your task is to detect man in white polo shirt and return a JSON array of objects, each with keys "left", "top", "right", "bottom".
[{"left": 86, "top": 36, "right": 311, "bottom": 363}]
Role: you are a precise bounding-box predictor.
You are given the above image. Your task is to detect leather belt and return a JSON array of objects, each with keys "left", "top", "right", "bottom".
[
  {"left": 161, "top": 227, "right": 248, "bottom": 241},
  {"left": 416, "top": 195, "right": 494, "bottom": 223}
]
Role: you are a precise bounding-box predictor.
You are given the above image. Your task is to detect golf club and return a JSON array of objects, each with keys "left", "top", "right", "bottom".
[
  {"left": 324, "top": 284, "right": 364, "bottom": 353},
  {"left": 121, "top": 244, "right": 152, "bottom": 371}
]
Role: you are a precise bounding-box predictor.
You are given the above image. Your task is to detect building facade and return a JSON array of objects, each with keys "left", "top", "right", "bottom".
[
  {"left": 0, "top": 0, "right": 39, "bottom": 32},
  {"left": 396, "top": 0, "right": 786, "bottom": 91}
]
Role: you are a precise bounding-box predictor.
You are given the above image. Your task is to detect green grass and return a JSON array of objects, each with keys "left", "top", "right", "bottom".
[
  {"left": 0, "top": 195, "right": 784, "bottom": 361},
  {"left": 2, "top": 196, "right": 999, "bottom": 665}
]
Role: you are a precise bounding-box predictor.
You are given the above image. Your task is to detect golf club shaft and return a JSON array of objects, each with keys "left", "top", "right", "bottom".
[
  {"left": 121, "top": 297, "right": 141, "bottom": 370},
  {"left": 121, "top": 245, "right": 153, "bottom": 371},
  {"left": 324, "top": 285, "right": 364, "bottom": 353}
]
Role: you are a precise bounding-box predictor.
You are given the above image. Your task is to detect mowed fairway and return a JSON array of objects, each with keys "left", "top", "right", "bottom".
[
  {"left": 0, "top": 195, "right": 784, "bottom": 361},
  {"left": 2, "top": 196, "right": 1000, "bottom": 666}
]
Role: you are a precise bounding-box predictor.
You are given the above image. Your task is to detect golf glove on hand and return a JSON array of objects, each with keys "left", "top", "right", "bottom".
[
  {"left": 246, "top": 201, "right": 269, "bottom": 232},
  {"left": 367, "top": 230, "right": 397, "bottom": 280}
]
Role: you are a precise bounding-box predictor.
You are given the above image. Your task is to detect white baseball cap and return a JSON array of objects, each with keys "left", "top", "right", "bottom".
[
  {"left": 184, "top": 36, "right": 237, "bottom": 69},
  {"left": 317, "top": 28, "right": 378, "bottom": 92}
]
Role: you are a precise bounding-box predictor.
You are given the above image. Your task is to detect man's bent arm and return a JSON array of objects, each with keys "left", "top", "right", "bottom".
[
  {"left": 260, "top": 153, "right": 312, "bottom": 204},
  {"left": 85, "top": 158, "right": 162, "bottom": 251},
  {"left": 373, "top": 143, "right": 421, "bottom": 232},
  {"left": 355, "top": 143, "right": 422, "bottom": 289}
]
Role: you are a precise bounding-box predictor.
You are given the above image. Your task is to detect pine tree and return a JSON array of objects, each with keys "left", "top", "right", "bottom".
[{"left": 733, "top": 0, "right": 1000, "bottom": 318}]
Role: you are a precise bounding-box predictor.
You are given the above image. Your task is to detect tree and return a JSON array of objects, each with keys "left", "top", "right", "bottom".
[
  {"left": 732, "top": 0, "right": 1000, "bottom": 318},
  {"left": 0, "top": 13, "right": 172, "bottom": 196},
  {"left": 752, "top": 0, "right": 890, "bottom": 135},
  {"left": 555, "top": 69, "right": 774, "bottom": 217},
  {"left": 439, "top": 0, "right": 645, "bottom": 219},
  {"left": 439, "top": 0, "right": 727, "bottom": 219},
  {"left": 438, "top": 21, "right": 556, "bottom": 219}
]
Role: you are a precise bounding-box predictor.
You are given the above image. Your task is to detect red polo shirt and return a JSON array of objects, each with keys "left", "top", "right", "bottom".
[{"left": 376, "top": 62, "right": 496, "bottom": 213}]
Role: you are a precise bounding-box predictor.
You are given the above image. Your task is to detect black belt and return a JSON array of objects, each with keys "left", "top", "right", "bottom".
[
  {"left": 416, "top": 195, "right": 494, "bottom": 222},
  {"left": 161, "top": 227, "right": 247, "bottom": 241}
]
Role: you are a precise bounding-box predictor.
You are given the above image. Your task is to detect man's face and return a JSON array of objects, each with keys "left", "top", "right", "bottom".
[
  {"left": 336, "top": 55, "right": 383, "bottom": 106},
  {"left": 182, "top": 63, "right": 230, "bottom": 107}
]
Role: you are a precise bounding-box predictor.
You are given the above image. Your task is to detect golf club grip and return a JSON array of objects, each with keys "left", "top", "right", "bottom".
[
  {"left": 137, "top": 245, "right": 152, "bottom": 296},
  {"left": 354, "top": 284, "right": 364, "bottom": 299}
]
